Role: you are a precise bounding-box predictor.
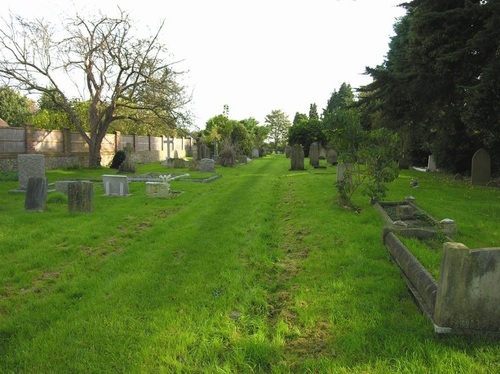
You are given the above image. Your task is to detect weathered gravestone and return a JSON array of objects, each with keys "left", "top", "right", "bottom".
[
  {"left": 337, "top": 163, "right": 354, "bottom": 188},
  {"left": 252, "top": 147, "right": 260, "bottom": 158},
  {"left": 434, "top": 242, "right": 500, "bottom": 334},
  {"left": 427, "top": 155, "right": 436, "bottom": 171},
  {"left": 146, "top": 175, "right": 173, "bottom": 198},
  {"left": 290, "top": 144, "right": 305, "bottom": 170},
  {"left": 199, "top": 158, "right": 216, "bottom": 173},
  {"left": 68, "top": 181, "right": 93, "bottom": 213},
  {"left": 162, "top": 158, "right": 187, "bottom": 168},
  {"left": 118, "top": 143, "right": 136, "bottom": 173},
  {"left": 309, "top": 142, "right": 320, "bottom": 168},
  {"left": 471, "top": 148, "right": 491, "bottom": 186},
  {"left": 102, "top": 175, "right": 130, "bottom": 196},
  {"left": 18, "top": 154, "right": 45, "bottom": 191},
  {"left": 24, "top": 177, "right": 48, "bottom": 211},
  {"left": 326, "top": 145, "right": 338, "bottom": 165}
]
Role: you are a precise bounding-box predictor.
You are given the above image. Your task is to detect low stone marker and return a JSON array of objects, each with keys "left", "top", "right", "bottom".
[
  {"left": 24, "top": 177, "right": 48, "bottom": 211},
  {"left": 146, "top": 175, "right": 171, "bottom": 198},
  {"left": 434, "top": 242, "right": 500, "bottom": 334},
  {"left": 199, "top": 158, "right": 215, "bottom": 173},
  {"left": 102, "top": 175, "right": 130, "bottom": 196},
  {"left": 471, "top": 148, "right": 491, "bottom": 186},
  {"left": 383, "top": 229, "right": 500, "bottom": 336},
  {"left": 68, "top": 181, "right": 93, "bottom": 213},
  {"left": 18, "top": 154, "right": 45, "bottom": 191}
]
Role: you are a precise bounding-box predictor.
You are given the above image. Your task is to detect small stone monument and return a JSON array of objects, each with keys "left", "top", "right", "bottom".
[
  {"left": 68, "top": 181, "right": 94, "bottom": 213},
  {"left": 471, "top": 148, "right": 491, "bottom": 186},
  {"left": 146, "top": 174, "right": 172, "bottom": 198},
  {"left": 18, "top": 154, "right": 45, "bottom": 191},
  {"left": 118, "top": 143, "right": 136, "bottom": 174},
  {"left": 290, "top": 144, "right": 305, "bottom": 170},
  {"left": 252, "top": 147, "right": 260, "bottom": 158},
  {"left": 24, "top": 177, "right": 48, "bottom": 211},
  {"left": 102, "top": 175, "right": 130, "bottom": 196},
  {"left": 427, "top": 155, "right": 436, "bottom": 171},
  {"left": 309, "top": 142, "right": 320, "bottom": 168},
  {"left": 199, "top": 158, "right": 216, "bottom": 173},
  {"left": 337, "top": 163, "right": 354, "bottom": 187}
]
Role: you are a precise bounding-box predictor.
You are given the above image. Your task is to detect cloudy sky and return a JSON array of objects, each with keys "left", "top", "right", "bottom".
[{"left": 4, "top": 0, "right": 406, "bottom": 130}]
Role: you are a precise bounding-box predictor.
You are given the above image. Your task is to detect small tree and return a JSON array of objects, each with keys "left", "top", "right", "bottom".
[
  {"left": 324, "top": 84, "right": 399, "bottom": 208},
  {"left": 264, "top": 109, "right": 291, "bottom": 152}
]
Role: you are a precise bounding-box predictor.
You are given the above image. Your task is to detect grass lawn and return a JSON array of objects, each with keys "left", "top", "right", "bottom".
[{"left": 0, "top": 155, "right": 499, "bottom": 373}]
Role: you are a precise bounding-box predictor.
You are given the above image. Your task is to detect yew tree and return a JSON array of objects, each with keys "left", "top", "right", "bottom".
[{"left": 0, "top": 10, "right": 191, "bottom": 166}]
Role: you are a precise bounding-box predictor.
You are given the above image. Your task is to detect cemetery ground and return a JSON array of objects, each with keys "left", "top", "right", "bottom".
[{"left": 0, "top": 155, "right": 499, "bottom": 373}]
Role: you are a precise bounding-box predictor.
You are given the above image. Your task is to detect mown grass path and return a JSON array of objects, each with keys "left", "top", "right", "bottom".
[{"left": 1, "top": 155, "right": 499, "bottom": 373}]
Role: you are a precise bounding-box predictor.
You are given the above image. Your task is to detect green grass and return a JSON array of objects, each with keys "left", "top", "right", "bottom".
[{"left": 0, "top": 156, "right": 499, "bottom": 373}]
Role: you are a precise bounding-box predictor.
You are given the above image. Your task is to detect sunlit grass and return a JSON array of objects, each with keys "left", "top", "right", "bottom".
[{"left": 0, "top": 156, "right": 498, "bottom": 372}]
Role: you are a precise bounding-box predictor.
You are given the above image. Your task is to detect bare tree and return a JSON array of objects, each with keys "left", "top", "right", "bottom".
[{"left": 0, "top": 9, "right": 191, "bottom": 166}]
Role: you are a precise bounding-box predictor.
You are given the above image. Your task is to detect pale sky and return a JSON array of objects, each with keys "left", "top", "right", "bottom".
[{"left": 4, "top": 0, "right": 406, "bottom": 131}]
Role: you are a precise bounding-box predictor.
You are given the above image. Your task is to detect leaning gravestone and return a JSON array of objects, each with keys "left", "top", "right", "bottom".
[
  {"left": 25, "top": 177, "right": 48, "bottom": 211},
  {"left": 471, "top": 148, "right": 491, "bottom": 186},
  {"left": 290, "top": 144, "right": 305, "bottom": 170},
  {"left": 68, "top": 181, "right": 93, "bottom": 213},
  {"left": 309, "top": 141, "right": 320, "bottom": 168},
  {"left": 199, "top": 158, "right": 216, "bottom": 173},
  {"left": 18, "top": 154, "right": 45, "bottom": 191}
]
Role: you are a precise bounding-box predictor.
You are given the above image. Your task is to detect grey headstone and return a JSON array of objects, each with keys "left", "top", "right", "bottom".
[
  {"left": 471, "top": 148, "right": 491, "bottom": 186},
  {"left": 427, "top": 155, "right": 436, "bottom": 171},
  {"left": 309, "top": 142, "right": 320, "bottom": 167},
  {"left": 251, "top": 147, "right": 260, "bottom": 158},
  {"left": 18, "top": 154, "right": 45, "bottom": 190},
  {"left": 102, "top": 175, "right": 130, "bottom": 196},
  {"left": 199, "top": 158, "right": 216, "bottom": 173},
  {"left": 24, "top": 177, "right": 47, "bottom": 211},
  {"left": 290, "top": 144, "right": 305, "bottom": 170},
  {"left": 434, "top": 242, "right": 500, "bottom": 333}
]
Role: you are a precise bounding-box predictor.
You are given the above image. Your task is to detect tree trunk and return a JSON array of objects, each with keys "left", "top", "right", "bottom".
[{"left": 88, "top": 139, "right": 103, "bottom": 167}]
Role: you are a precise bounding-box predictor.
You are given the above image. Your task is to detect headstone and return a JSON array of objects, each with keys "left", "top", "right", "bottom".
[
  {"left": 326, "top": 146, "right": 338, "bottom": 165},
  {"left": 199, "top": 158, "right": 215, "bottom": 173},
  {"left": 118, "top": 143, "right": 136, "bottom": 173},
  {"left": 396, "top": 205, "right": 414, "bottom": 220},
  {"left": 18, "top": 154, "right": 45, "bottom": 191},
  {"left": 434, "top": 242, "right": 500, "bottom": 333},
  {"left": 239, "top": 156, "right": 249, "bottom": 164},
  {"left": 337, "top": 163, "right": 354, "bottom": 187},
  {"left": 252, "top": 147, "right": 260, "bottom": 158},
  {"left": 102, "top": 175, "right": 131, "bottom": 196},
  {"left": 309, "top": 142, "right": 320, "bottom": 168},
  {"left": 471, "top": 148, "right": 491, "bottom": 186},
  {"left": 24, "top": 177, "right": 47, "bottom": 211},
  {"left": 146, "top": 175, "right": 172, "bottom": 198},
  {"left": 427, "top": 155, "right": 436, "bottom": 171},
  {"left": 68, "top": 181, "right": 93, "bottom": 213},
  {"left": 290, "top": 144, "right": 305, "bottom": 170},
  {"left": 162, "top": 158, "right": 187, "bottom": 168}
]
